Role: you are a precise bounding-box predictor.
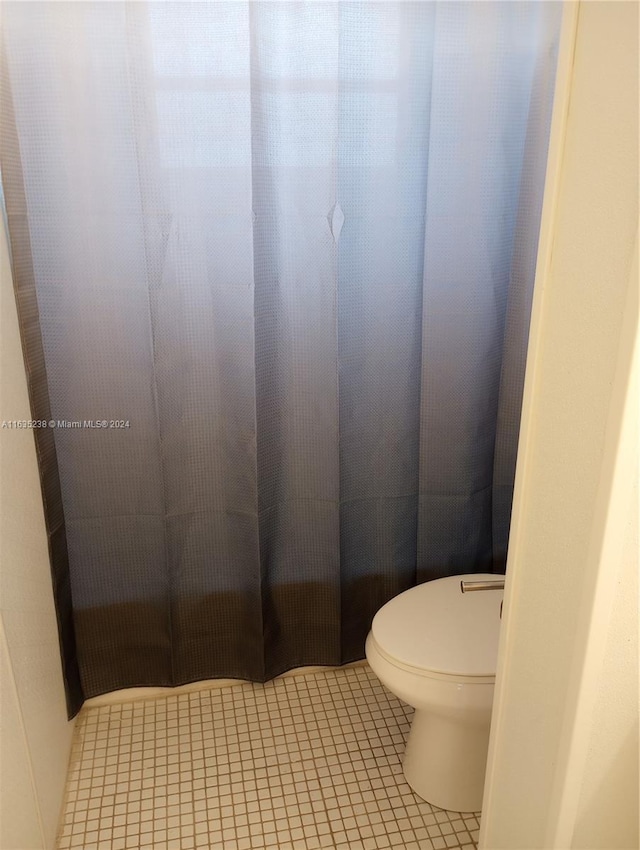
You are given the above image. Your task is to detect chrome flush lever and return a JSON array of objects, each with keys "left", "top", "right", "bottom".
[
  {"left": 459, "top": 579, "right": 505, "bottom": 593},
  {"left": 460, "top": 579, "right": 505, "bottom": 618}
]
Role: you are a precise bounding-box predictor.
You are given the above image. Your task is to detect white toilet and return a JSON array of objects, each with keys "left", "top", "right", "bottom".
[{"left": 365, "top": 573, "right": 503, "bottom": 813}]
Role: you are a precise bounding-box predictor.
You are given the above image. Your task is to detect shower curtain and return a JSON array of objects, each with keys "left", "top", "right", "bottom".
[{"left": 1, "top": 1, "right": 561, "bottom": 716}]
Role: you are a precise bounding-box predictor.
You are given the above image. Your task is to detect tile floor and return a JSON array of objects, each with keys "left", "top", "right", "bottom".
[{"left": 57, "top": 665, "right": 480, "bottom": 850}]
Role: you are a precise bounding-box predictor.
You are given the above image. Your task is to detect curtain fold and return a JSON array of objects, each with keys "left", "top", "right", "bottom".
[{"left": 0, "top": 1, "right": 561, "bottom": 715}]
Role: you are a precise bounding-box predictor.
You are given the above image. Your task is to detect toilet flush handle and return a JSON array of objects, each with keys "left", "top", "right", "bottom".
[
  {"left": 459, "top": 579, "right": 505, "bottom": 593},
  {"left": 460, "top": 578, "right": 505, "bottom": 617}
]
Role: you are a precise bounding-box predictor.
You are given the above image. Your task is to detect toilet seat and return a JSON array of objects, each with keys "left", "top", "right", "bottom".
[
  {"left": 368, "top": 632, "right": 495, "bottom": 685},
  {"left": 371, "top": 573, "right": 502, "bottom": 680}
]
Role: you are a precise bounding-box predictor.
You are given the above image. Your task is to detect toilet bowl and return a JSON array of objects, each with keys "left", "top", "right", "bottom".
[{"left": 365, "top": 573, "right": 502, "bottom": 813}]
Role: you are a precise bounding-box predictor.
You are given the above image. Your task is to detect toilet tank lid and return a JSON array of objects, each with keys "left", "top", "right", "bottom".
[{"left": 370, "top": 574, "right": 503, "bottom": 678}]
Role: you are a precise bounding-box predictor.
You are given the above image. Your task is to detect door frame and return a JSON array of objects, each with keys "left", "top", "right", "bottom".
[{"left": 480, "top": 2, "right": 639, "bottom": 845}]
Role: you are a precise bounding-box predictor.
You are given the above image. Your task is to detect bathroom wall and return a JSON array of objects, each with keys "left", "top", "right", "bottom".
[
  {"left": 480, "top": 1, "right": 638, "bottom": 848},
  {"left": 0, "top": 215, "right": 75, "bottom": 846},
  {"left": 571, "top": 477, "right": 638, "bottom": 848}
]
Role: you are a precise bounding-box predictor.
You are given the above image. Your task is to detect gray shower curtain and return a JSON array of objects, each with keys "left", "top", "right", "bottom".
[{"left": 1, "top": 1, "right": 560, "bottom": 716}]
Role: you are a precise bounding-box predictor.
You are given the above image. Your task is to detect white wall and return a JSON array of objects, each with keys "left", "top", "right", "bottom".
[
  {"left": 0, "top": 213, "right": 75, "bottom": 846},
  {"left": 480, "top": 2, "right": 638, "bottom": 848},
  {"left": 571, "top": 476, "right": 638, "bottom": 848}
]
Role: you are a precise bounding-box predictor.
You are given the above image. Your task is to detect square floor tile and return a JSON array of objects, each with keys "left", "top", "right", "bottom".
[{"left": 57, "top": 666, "right": 480, "bottom": 849}]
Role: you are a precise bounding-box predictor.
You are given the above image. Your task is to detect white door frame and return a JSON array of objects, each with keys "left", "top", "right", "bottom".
[{"left": 480, "top": 2, "right": 639, "bottom": 846}]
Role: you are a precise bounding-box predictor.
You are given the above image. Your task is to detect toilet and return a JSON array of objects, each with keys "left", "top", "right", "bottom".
[{"left": 365, "top": 573, "right": 503, "bottom": 813}]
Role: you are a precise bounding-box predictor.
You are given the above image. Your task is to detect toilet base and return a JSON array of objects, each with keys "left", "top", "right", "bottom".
[{"left": 403, "top": 708, "right": 490, "bottom": 813}]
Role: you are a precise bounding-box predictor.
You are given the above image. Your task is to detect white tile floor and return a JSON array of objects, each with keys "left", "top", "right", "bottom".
[{"left": 57, "top": 665, "right": 480, "bottom": 850}]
